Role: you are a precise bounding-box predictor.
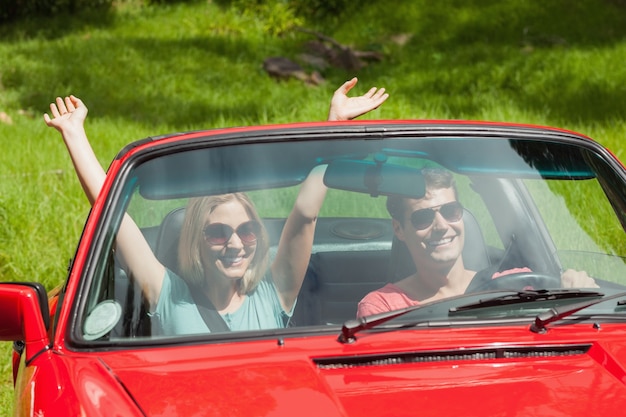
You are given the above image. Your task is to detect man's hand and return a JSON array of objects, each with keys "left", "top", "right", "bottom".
[{"left": 561, "top": 269, "right": 599, "bottom": 288}]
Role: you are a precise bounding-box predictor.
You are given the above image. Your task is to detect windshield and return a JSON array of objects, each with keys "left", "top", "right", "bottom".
[{"left": 76, "top": 129, "right": 626, "bottom": 344}]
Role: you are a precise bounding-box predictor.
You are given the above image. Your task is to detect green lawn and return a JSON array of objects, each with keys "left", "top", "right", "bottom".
[{"left": 2, "top": 0, "right": 626, "bottom": 413}]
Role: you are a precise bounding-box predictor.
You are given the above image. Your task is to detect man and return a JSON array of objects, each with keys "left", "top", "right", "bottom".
[{"left": 357, "top": 168, "right": 597, "bottom": 317}]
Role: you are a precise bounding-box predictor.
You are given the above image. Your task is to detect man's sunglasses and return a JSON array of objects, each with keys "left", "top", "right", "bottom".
[
  {"left": 410, "top": 201, "right": 464, "bottom": 230},
  {"left": 203, "top": 221, "right": 261, "bottom": 246}
]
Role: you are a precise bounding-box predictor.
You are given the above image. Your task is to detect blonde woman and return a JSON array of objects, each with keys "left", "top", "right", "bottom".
[{"left": 44, "top": 78, "right": 388, "bottom": 334}]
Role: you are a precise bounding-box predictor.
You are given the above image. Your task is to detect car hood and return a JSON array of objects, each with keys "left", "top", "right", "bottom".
[{"left": 96, "top": 328, "right": 626, "bottom": 417}]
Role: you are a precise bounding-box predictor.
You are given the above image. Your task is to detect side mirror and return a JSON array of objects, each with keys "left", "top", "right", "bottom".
[{"left": 0, "top": 282, "right": 50, "bottom": 363}]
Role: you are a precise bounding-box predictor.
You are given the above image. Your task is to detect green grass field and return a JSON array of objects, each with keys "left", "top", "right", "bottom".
[{"left": 2, "top": 0, "right": 626, "bottom": 413}]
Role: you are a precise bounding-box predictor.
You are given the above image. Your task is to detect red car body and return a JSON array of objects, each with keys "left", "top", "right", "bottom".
[{"left": 3, "top": 121, "right": 626, "bottom": 416}]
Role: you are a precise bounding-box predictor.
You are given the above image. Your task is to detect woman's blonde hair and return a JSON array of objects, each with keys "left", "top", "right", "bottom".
[{"left": 177, "top": 193, "right": 269, "bottom": 294}]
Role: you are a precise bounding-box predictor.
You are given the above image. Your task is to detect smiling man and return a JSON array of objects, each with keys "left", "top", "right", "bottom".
[
  {"left": 357, "top": 167, "right": 599, "bottom": 317},
  {"left": 357, "top": 168, "right": 477, "bottom": 317}
]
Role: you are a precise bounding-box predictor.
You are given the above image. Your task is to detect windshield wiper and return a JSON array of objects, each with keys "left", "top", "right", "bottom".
[
  {"left": 337, "top": 289, "right": 609, "bottom": 343},
  {"left": 530, "top": 290, "right": 626, "bottom": 333},
  {"left": 338, "top": 304, "right": 424, "bottom": 343},
  {"left": 449, "top": 289, "right": 604, "bottom": 313}
]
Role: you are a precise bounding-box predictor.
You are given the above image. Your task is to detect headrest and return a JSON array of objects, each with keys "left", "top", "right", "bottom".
[{"left": 153, "top": 207, "right": 186, "bottom": 274}]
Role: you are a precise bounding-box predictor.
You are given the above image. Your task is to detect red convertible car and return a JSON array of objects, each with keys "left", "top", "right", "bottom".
[{"left": 3, "top": 120, "right": 626, "bottom": 416}]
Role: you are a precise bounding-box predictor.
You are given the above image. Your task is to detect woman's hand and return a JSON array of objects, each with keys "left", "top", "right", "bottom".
[
  {"left": 327, "top": 77, "right": 389, "bottom": 121},
  {"left": 43, "top": 95, "right": 88, "bottom": 135}
]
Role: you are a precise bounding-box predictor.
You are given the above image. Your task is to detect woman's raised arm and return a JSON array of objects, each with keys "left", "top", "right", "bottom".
[
  {"left": 272, "top": 78, "right": 390, "bottom": 311},
  {"left": 44, "top": 96, "right": 165, "bottom": 308}
]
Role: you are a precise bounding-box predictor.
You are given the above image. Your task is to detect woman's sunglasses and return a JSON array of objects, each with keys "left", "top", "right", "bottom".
[
  {"left": 203, "top": 221, "right": 261, "bottom": 246},
  {"left": 410, "top": 201, "right": 464, "bottom": 230}
]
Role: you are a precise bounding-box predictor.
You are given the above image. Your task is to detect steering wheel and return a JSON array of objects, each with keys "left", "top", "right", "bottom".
[{"left": 467, "top": 271, "right": 562, "bottom": 293}]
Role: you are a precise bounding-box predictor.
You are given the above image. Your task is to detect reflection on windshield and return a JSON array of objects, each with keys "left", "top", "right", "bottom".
[{"left": 81, "top": 136, "right": 626, "bottom": 343}]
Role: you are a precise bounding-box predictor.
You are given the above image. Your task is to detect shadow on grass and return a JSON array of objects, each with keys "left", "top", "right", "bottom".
[
  {"left": 393, "top": 44, "right": 626, "bottom": 124},
  {"left": 6, "top": 0, "right": 626, "bottom": 127},
  {"left": 394, "top": 0, "right": 626, "bottom": 50},
  {"left": 372, "top": 0, "right": 626, "bottom": 124},
  {"left": 0, "top": 7, "right": 117, "bottom": 41},
  {"left": 14, "top": 34, "right": 280, "bottom": 127}
]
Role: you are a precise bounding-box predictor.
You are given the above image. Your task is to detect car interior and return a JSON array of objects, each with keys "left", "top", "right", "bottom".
[
  {"left": 97, "top": 133, "right": 626, "bottom": 340},
  {"left": 108, "top": 198, "right": 502, "bottom": 339}
]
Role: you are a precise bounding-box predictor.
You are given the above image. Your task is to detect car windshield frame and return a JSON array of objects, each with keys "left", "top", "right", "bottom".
[{"left": 62, "top": 122, "right": 626, "bottom": 349}]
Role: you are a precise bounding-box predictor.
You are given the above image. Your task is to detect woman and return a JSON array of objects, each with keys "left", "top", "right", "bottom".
[{"left": 44, "top": 78, "right": 388, "bottom": 334}]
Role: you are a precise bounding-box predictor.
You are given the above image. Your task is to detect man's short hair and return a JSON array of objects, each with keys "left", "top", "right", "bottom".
[{"left": 386, "top": 168, "right": 457, "bottom": 221}]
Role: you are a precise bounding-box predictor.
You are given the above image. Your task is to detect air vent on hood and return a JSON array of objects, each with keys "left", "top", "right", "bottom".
[{"left": 314, "top": 344, "right": 591, "bottom": 369}]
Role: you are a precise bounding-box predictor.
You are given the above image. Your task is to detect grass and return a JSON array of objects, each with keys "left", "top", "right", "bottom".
[{"left": 2, "top": 0, "right": 626, "bottom": 412}]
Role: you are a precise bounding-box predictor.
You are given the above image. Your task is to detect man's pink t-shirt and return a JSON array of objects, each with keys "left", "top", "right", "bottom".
[
  {"left": 357, "top": 267, "right": 532, "bottom": 318},
  {"left": 357, "top": 283, "right": 420, "bottom": 318}
]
